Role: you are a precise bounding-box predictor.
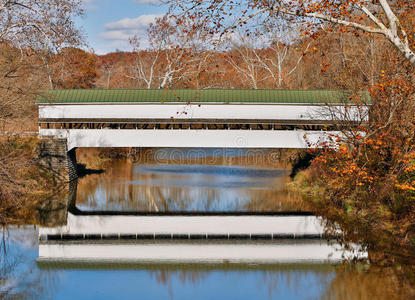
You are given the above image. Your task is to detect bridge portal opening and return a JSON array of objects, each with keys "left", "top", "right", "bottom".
[{"left": 71, "top": 147, "right": 310, "bottom": 215}]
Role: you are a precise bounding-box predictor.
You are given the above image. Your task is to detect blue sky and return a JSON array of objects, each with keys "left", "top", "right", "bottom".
[{"left": 79, "top": 0, "right": 168, "bottom": 54}]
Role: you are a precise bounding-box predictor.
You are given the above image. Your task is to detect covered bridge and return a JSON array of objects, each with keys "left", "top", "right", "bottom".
[{"left": 37, "top": 89, "right": 370, "bottom": 150}]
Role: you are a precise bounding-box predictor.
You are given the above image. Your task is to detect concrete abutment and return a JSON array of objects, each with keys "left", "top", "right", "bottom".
[{"left": 37, "top": 137, "right": 78, "bottom": 182}]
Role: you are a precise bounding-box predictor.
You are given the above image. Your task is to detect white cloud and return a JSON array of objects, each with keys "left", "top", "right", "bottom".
[
  {"left": 99, "top": 30, "right": 131, "bottom": 41},
  {"left": 99, "top": 14, "right": 163, "bottom": 50},
  {"left": 104, "top": 14, "right": 163, "bottom": 31}
]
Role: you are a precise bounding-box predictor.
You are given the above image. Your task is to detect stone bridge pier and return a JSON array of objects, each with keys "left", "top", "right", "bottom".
[{"left": 37, "top": 136, "right": 79, "bottom": 182}]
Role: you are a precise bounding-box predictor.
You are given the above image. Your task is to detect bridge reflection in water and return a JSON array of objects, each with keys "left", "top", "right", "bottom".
[
  {"left": 38, "top": 214, "right": 364, "bottom": 264},
  {"left": 37, "top": 152, "right": 366, "bottom": 265}
]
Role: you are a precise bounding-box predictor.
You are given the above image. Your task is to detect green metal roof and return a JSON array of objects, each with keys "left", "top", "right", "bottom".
[{"left": 36, "top": 89, "right": 371, "bottom": 104}]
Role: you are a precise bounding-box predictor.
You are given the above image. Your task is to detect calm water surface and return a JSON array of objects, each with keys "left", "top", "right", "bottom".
[
  {"left": 1, "top": 228, "right": 411, "bottom": 300},
  {"left": 0, "top": 228, "right": 332, "bottom": 300},
  {"left": 75, "top": 149, "right": 306, "bottom": 213},
  {"left": 1, "top": 149, "right": 413, "bottom": 299}
]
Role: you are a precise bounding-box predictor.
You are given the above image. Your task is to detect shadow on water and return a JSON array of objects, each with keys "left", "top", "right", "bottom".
[{"left": 76, "top": 163, "right": 105, "bottom": 178}]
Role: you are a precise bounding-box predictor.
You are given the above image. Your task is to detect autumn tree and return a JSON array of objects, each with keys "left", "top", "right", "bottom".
[
  {"left": 0, "top": 0, "right": 85, "bottom": 81},
  {"left": 49, "top": 47, "right": 97, "bottom": 89},
  {"left": 224, "top": 38, "right": 268, "bottom": 89},
  {"left": 127, "top": 36, "right": 160, "bottom": 89},
  {"left": 96, "top": 52, "right": 119, "bottom": 89},
  {"left": 169, "top": 0, "right": 415, "bottom": 260},
  {"left": 127, "top": 16, "right": 212, "bottom": 89},
  {"left": 0, "top": 0, "right": 85, "bottom": 126},
  {"left": 259, "top": 23, "right": 311, "bottom": 88},
  {"left": 169, "top": 0, "right": 415, "bottom": 65},
  {"left": 0, "top": 0, "right": 85, "bottom": 222}
]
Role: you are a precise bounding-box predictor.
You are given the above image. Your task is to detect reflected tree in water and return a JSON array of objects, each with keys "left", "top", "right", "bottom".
[
  {"left": 74, "top": 151, "right": 307, "bottom": 213},
  {"left": 150, "top": 269, "right": 208, "bottom": 299},
  {"left": 321, "top": 265, "right": 415, "bottom": 300}
]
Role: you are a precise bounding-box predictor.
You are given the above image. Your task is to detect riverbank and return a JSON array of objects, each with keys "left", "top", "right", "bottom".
[
  {"left": 289, "top": 165, "right": 415, "bottom": 265},
  {"left": 0, "top": 136, "right": 67, "bottom": 225}
]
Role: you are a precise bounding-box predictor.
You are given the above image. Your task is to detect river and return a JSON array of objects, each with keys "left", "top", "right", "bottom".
[
  {"left": 0, "top": 148, "right": 413, "bottom": 299},
  {"left": 75, "top": 149, "right": 307, "bottom": 213}
]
